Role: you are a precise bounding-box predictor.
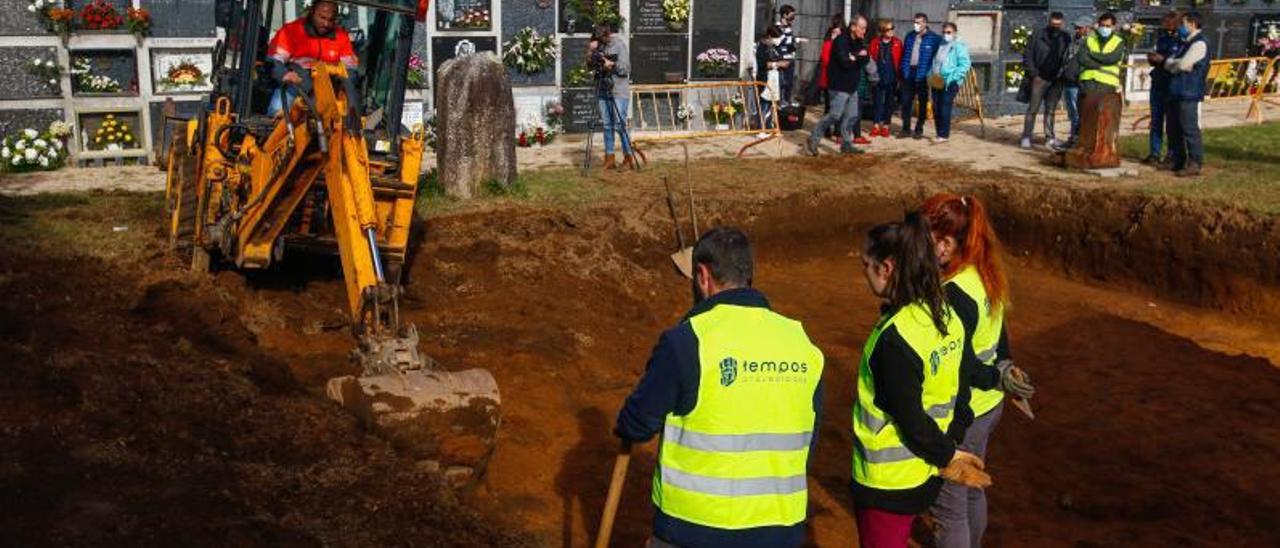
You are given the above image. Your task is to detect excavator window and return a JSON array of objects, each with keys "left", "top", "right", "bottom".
[{"left": 213, "top": 0, "right": 418, "bottom": 142}]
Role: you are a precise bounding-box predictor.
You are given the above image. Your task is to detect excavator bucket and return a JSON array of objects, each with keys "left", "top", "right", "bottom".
[{"left": 327, "top": 345, "right": 501, "bottom": 487}]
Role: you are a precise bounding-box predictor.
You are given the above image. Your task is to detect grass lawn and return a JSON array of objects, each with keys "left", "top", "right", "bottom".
[{"left": 1120, "top": 121, "right": 1280, "bottom": 215}]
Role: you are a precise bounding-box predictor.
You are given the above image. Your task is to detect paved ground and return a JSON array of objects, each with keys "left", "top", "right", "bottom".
[{"left": 1, "top": 98, "right": 1274, "bottom": 196}]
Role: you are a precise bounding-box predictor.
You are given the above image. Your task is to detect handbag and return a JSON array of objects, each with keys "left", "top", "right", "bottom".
[
  {"left": 762, "top": 68, "right": 781, "bottom": 102},
  {"left": 929, "top": 72, "right": 946, "bottom": 91}
]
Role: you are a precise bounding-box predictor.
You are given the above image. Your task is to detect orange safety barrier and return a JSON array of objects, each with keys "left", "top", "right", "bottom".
[{"left": 627, "top": 80, "right": 782, "bottom": 159}]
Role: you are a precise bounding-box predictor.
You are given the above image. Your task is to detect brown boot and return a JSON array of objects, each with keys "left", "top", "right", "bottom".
[
  {"left": 1176, "top": 162, "right": 1202, "bottom": 178},
  {"left": 602, "top": 154, "right": 617, "bottom": 171},
  {"left": 621, "top": 154, "right": 637, "bottom": 171}
]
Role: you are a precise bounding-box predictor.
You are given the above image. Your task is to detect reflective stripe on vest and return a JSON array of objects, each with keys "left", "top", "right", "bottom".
[
  {"left": 852, "top": 302, "right": 965, "bottom": 492},
  {"left": 655, "top": 303, "right": 824, "bottom": 530},
  {"left": 1080, "top": 33, "right": 1124, "bottom": 88},
  {"left": 947, "top": 265, "right": 1007, "bottom": 416}
]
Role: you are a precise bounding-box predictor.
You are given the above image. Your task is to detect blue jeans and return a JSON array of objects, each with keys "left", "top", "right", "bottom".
[
  {"left": 1167, "top": 99, "right": 1204, "bottom": 167},
  {"left": 268, "top": 87, "right": 297, "bottom": 117},
  {"left": 598, "top": 96, "right": 632, "bottom": 155},
  {"left": 810, "top": 90, "right": 859, "bottom": 147},
  {"left": 931, "top": 82, "right": 960, "bottom": 138},
  {"left": 873, "top": 81, "right": 896, "bottom": 125},
  {"left": 900, "top": 71, "right": 930, "bottom": 134},
  {"left": 1063, "top": 84, "right": 1081, "bottom": 142},
  {"left": 1148, "top": 87, "right": 1170, "bottom": 158}
]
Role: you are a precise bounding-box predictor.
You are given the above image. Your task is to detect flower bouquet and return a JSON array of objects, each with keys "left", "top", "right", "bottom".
[
  {"left": 71, "top": 57, "right": 122, "bottom": 94},
  {"left": 27, "top": 57, "right": 62, "bottom": 91},
  {"left": 1120, "top": 22, "right": 1146, "bottom": 50},
  {"left": 1009, "top": 25, "right": 1032, "bottom": 55},
  {"left": 565, "top": 64, "right": 593, "bottom": 87},
  {"left": 663, "top": 0, "right": 689, "bottom": 31},
  {"left": 703, "top": 96, "right": 744, "bottom": 129},
  {"left": 1, "top": 125, "right": 68, "bottom": 173},
  {"left": 503, "top": 27, "right": 558, "bottom": 75},
  {"left": 407, "top": 53, "right": 429, "bottom": 89},
  {"left": 158, "top": 58, "right": 208, "bottom": 92},
  {"left": 455, "top": 7, "right": 491, "bottom": 29},
  {"left": 126, "top": 7, "right": 151, "bottom": 37},
  {"left": 675, "top": 104, "right": 695, "bottom": 127},
  {"left": 545, "top": 100, "right": 565, "bottom": 131},
  {"left": 1005, "top": 64, "right": 1025, "bottom": 93},
  {"left": 89, "top": 114, "right": 136, "bottom": 151},
  {"left": 29, "top": 1, "right": 74, "bottom": 35},
  {"left": 566, "top": 0, "right": 625, "bottom": 31},
  {"left": 696, "top": 48, "right": 739, "bottom": 78},
  {"left": 79, "top": 0, "right": 124, "bottom": 31}
]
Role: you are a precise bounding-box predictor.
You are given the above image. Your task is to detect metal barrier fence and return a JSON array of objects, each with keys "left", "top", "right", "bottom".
[
  {"left": 954, "top": 69, "right": 987, "bottom": 137},
  {"left": 1130, "top": 56, "right": 1280, "bottom": 129},
  {"left": 627, "top": 81, "right": 782, "bottom": 159}
]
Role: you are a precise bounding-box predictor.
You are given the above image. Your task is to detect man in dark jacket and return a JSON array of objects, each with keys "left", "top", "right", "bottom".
[
  {"left": 1144, "top": 11, "right": 1182, "bottom": 165},
  {"left": 899, "top": 13, "right": 942, "bottom": 139},
  {"left": 615, "top": 227, "right": 824, "bottom": 548},
  {"left": 1020, "top": 12, "right": 1072, "bottom": 149},
  {"left": 1054, "top": 16, "right": 1091, "bottom": 151},
  {"left": 777, "top": 4, "right": 799, "bottom": 103},
  {"left": 806, "top": 15, "right": 870, "bottom": 155},
  {"left": 1164, "top": 11, "right": 1211, "bottom": 177}
]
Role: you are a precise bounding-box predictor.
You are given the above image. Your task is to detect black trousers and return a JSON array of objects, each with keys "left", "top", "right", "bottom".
[{"left": 900, "top": 76, "right": 930, "bottom": 134}]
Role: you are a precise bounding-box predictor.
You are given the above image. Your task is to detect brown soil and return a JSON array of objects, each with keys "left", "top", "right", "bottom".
[{"left": 3, "top": 155, "right": 1279, "bottom": 546}]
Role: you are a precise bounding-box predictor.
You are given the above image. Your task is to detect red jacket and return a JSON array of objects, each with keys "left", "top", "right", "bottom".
[
  {"left": 819, "top": 37, "right": 834, "bottom": 89},
  {"left": 268, "top": 18, "right": 358, "bottom": 69},
  {"left": 868, "top": 36, "right": 904, "bottom": 79}
]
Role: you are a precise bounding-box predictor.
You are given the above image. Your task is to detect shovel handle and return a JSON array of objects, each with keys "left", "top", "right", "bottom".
[{"left": 595, "top": 440, "right": 633, "bottom": 548}]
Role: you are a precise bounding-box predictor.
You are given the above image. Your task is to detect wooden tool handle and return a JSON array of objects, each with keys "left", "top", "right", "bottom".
[{"left": 594, "top": 441, "right": 633, "bottom": 548}]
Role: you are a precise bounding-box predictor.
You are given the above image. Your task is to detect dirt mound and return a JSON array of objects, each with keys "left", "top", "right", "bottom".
[{"left": 0, "top": 249, "right": 533, "bottom": 547}]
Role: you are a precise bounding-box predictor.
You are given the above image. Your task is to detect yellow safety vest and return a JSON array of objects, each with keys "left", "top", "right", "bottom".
[
  {"left": 947, "top": 265, "right": 1005, "bottom": 416},
  {"left": 1080, "top": 32, "right": 1124, "bottom": 89},
  {"left": 852, "top": 302, "right": 965, "bottom": 491},
  {"left": 654, "top": 304, "right": 824, "bottom": 529}
]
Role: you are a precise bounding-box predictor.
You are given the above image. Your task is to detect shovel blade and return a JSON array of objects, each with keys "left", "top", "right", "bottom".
[{"left": 671, "top": 247, "right": 693, "bottom": 279}]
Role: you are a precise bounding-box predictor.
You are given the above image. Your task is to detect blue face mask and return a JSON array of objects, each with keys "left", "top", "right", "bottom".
[
  {"left": 1098, "top": 27, "right": 1113, "bottom": 39},
  {"left": 1177, "top": 26, "right": 1190, "bottom": 39}
]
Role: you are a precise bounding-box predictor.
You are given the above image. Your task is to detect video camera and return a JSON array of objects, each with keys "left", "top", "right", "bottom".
[{"left": 587, "top": 48, "right": 619, "bottom": 95}]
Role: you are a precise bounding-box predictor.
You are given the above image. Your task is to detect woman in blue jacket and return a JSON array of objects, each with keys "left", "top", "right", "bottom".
[{"left": 928, "top": 23, "right": 971, "bottom": 144}]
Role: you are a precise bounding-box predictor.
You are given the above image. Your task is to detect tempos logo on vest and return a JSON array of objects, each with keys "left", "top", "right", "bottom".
[
  {"left": 928, "top": 339, "right": 962, "bottom": 375},
  {"left": 719, "top": 357, "right": 809, "bottom": 387}
]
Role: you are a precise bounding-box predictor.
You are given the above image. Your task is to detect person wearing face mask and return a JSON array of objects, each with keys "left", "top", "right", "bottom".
[
  {"left": 928, "top": 23, "right": 970, "bottom": 144},
  {"left": 614, "top": 227, "right": 825, "bottom": 548},
  {"left": 1019, "top": 12, "right": 1072, "bottom": 149},
  {"left": 754, "top": 26, "right": 789, "bottom": 131},
  {"left": 1142, "top": 12, "right": 1183, "bottom": 167},
  {"left": 868, "top": 20, "right": 903, "bottom": 138},
  {"left": 1163, "top": 11, "right": 1211, "bottom": 177},
  {"left": 1077, "top": 12, "right": 1124, "bottom": 97},
  {"left": 899, "top": 13, "right": 943, "bottom": 140}
]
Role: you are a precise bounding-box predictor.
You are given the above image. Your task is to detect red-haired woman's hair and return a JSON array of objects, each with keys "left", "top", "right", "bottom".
[{"left": 919, "top": 193, "right": 1010, "bottom": 310}]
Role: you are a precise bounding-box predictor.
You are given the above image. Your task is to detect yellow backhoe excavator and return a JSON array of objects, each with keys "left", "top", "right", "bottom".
[{"left": 163, "top": 0, "right": 499, "bottom": 483}]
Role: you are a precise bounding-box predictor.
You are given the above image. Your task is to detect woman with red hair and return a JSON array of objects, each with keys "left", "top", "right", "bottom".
[{"left": 919, "top": 193, "right": 1035, "bottom": 548}]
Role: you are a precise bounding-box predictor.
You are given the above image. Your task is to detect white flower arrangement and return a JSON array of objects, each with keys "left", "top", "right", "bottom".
[
  {"left": 71, "top": 57, "right": 123, "bottom": 94},
  {"left": 1, "top": 122, "right": 68, "bottom": 173},
  {"left": 503, "top": 27, "right": 558, "bottom": 75},
  {"left": 27, "top": 57, "right": 62, "bottom": 89},
  {"left": 676, "top": 104, "right": 695, "bottom": 122}
]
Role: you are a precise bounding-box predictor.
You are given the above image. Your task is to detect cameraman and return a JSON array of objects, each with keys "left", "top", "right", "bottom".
[{"left": 587, "top": 24, "right": 634, "bottom": 171}]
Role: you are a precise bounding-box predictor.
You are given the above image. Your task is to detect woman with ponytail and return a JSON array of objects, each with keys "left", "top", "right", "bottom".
[
  {"left": 851, "top": 213, "right": 991, "bottom": 548},
  {"left": 920, "top": 193, "right": 1035, "bottom": 548}
]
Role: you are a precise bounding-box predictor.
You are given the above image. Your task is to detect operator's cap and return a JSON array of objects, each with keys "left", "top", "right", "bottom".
[{"left": 1073, "top": 15, "right": 1093, "bottom": 28}]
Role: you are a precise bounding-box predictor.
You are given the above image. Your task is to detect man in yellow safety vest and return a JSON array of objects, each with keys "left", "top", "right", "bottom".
[
  {"left": 1077, "top": 12, "right": 1125, "bottom": 96},
  {"left": 614, "top": 227, "right": 825, "bottom": 548}
]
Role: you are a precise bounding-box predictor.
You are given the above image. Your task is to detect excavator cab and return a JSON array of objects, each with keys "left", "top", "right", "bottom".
[{"left": 163, "top": 0, "right": 501, "bottom": 487}]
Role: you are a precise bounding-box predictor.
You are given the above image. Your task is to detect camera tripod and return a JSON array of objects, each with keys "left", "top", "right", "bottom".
[{"left": 582, "top": 89, "right": 642, "bottom": 176}]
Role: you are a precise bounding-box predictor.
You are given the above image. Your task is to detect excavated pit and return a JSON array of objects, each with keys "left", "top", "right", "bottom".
[{"left": 3, "top": 157, "right": 1279, "bottom": 546}]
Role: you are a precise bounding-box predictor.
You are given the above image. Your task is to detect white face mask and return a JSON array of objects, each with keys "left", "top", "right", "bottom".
[
  {"left": 944, "top": 34, "right": 956, "bottom": 43},
  {"left": 1098, "top": 27, "right": 1113, "bottom": 39},
  {"left": 914, "top": 23, "right": 925, "bottom": 33}
]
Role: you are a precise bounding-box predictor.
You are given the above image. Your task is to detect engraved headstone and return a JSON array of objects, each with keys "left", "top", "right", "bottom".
[
  {"left": 0, "top": 47, "right": 61, "bottom": 100},
  {"left": 1250, "top": 14, "right": 1280, "bottom": 56},
  {"left": 632, "top": 0, "right": 670, "bottom": 34},
  {"left": 631, "top": 34, "right": 688, "bottom": 85},
  {"left": 437, "top": 0, "right": 493, "bottom": 31},
  {"left": 561, "top": 87, "right": 599, "bottom": 133},
  {"left": 0, "top": 109, "right": 64, "bottom": 137},
  {"left": 431, "top": 36, "right": 497, "bottom": 79},
  {"left": 0, "top": 0, "right": 49, "bottom": 35},
  {"left": 70, "top": 50, "right": 139, "bottom": 96}
]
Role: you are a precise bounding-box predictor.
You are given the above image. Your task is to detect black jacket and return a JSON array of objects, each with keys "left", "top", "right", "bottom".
[
  {"left": 827, "top": 33, "right": 869, "bottom": 94},
  {"left": 1024, "top": 26, "right": 1072, "bottom": 81}
]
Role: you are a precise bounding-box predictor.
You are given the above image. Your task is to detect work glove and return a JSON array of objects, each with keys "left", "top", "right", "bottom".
[
  {"left": 997, "top": 359, "right": 1035, "bottom": 400},
  {"left": 939, "top": 450, "right": 992, "bottom": 488}
]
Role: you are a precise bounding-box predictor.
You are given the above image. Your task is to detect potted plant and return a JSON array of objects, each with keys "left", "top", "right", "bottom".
[
  {"left": 78, "top": 0, "right": 124, "bottom": 31},
  {"left": 406, "top": 53, "right": 429, "bottom": 92},
  {"left": 663, "top": 0, "right": 689, "bottom": 32},
  {"left": 695, "top": 48, "right": 739, "bottom": 79},
  {"left": 88, "top": 114, "right": 136, "bottom": 151},
  {"left": 503, "top": 27, "right": 558, "bottom": 75},
  {"left": 1, "top": 125, "right": 69, "bottom": 173}
]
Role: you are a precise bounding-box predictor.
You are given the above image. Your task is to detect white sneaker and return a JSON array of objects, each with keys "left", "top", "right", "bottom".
[
  {"left": 933, "top": 137, "right": 949, "bottom": 144},
  {"left": 1047, "top": 138, "right": 1062, "bottom": 149},
  {"left": 1020, "top": 137, "right": 1032, "bottom": 149},
  {"left": 755, "top": 132, "right": 772, "bottom": 139}
]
